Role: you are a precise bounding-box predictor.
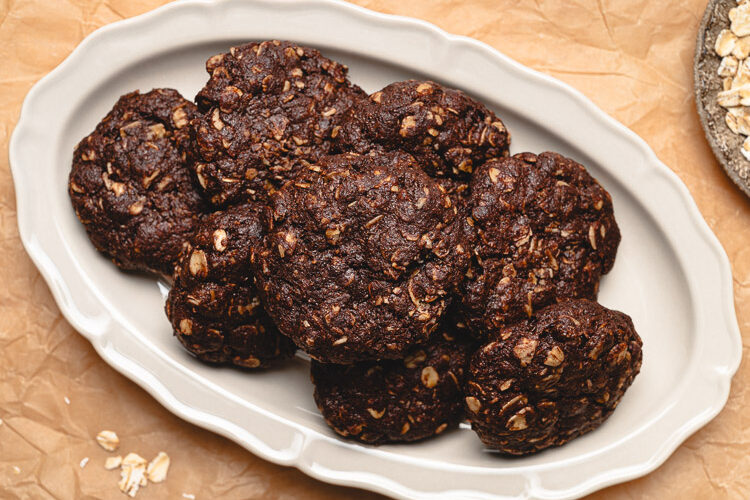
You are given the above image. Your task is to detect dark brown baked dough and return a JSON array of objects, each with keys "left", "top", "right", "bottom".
[
  {"left": 334, "top": 79, "right": 510, "bottom": 180},
  {"left": 461, "top": 152, "right": 620, "bottom": 336},
  {"left": 311, "top": 331, "right": 473, "bottom": 444},
  {"left": 165, "top": 203, "right": 295, "bottom": 368},
  {"left": 68, "top": 89, "right": 205, "bottom": 276},
  {"left": 191, "top": 40, "right": 367, "bottom": 206},
  {"left": 464, "top": 299, "right": 642, "bottom": 455},
  {"left": 254, "top": 151, "right": 472, "bottom": 363}
]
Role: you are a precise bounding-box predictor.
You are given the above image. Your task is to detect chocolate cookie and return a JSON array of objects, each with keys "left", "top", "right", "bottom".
[
  {"left": 311, "top": 331, "right": 473, "bottom": 444},
  {"left": 192, "top": 40, "right": 367, "bottom": 206},
  {"left": 464, "top": 299, "right": 642, "bottom": 455},
  {"left": 461, "top": 152, "right": 620, "bottom": 336},
  {"left": 254, "top": 151, "right": 472, "bottom": 363},
  {"left": 69, "top": 89, "right": 205, "bottom": 276},
  {"left": 335, "top": 80, "right": 510, "bottom": 180},
  {"left": 165, "top": 203, "right": 295, "bottom": 368}
]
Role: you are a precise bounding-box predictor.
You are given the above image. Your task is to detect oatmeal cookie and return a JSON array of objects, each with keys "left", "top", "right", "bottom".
[
  {"left": 461, "top": 152, "right": 620, "bottom": 336},
  {"left": 311, "top": 331, "right": 473, "bottom": 444},
  {"left": 69, "top": 89, "right": 205, "bottom": 276},
  {"left": 254, "top": 151, "right": 472, "bottom": 363},
  {"left": 192, "top": 40, "right": 367, "bottom": 206},
  {"left": 335, "top": 79, "right": 510, "bottom": 180},
  {"left": 464, "top": 299, "right": 642, "bottom": 455},
  {"left": 166, "top": 203, "right": 295, "bottom": 368}
]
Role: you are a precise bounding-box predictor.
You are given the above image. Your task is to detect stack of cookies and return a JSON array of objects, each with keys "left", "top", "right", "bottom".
[{"left": 68, "top": 40, "right": 642, "bottom": 456}]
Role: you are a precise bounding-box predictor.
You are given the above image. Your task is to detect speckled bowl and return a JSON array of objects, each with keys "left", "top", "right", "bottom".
[{"left": 695, "top": 0, "right": 750, "bottom": 198}]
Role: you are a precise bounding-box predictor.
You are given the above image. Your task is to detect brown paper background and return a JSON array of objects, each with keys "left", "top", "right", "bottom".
[{"left": 2, "top": 0, "right": 749, "bottom": 498}]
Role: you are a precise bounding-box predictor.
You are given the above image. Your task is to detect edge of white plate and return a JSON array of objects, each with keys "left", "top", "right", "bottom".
[{"left": 8, "top": 1, "right": 742, "bottom": 499}]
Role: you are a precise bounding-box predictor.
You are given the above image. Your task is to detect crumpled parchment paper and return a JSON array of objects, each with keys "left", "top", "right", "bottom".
[{"left": 1, "top": 0, "right": 749, "bottom": 498}]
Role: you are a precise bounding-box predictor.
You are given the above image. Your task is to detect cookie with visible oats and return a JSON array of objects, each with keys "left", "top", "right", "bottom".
[
  {"left": 311, "top": 332, "right": 473, "bottom": 444},
  {"left": 464, "top": 299, "right": 642, "bottom": 455},
  {"left": 166, "top": 203, "right": 295, "bottom": 368},
  {"left": 191, "top": 40, "right": 367, "bottom": 206},
  {"left": 461, "top": 152, "right": 620, "bottom": 336},
  {"left": 254, "top": 151, "right": 472, "bottom": 363},
  {"left": 68, "top": 88, "right": 205, "bottom": 276},
  {"left": 334, "top": 79, "right": 510, "bottom": 180}
]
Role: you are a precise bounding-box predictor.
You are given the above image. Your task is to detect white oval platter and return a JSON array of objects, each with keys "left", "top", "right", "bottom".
[{"left": 9, "top": 0, "right": 742, "bottom": 498}]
